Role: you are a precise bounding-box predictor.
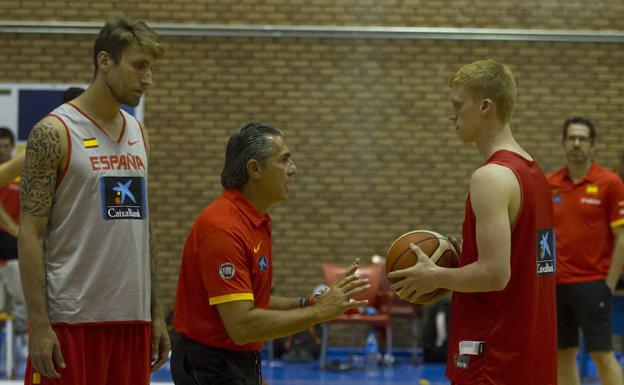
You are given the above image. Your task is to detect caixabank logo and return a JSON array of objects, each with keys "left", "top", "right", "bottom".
[
  {"left": 99, "top": 176, "right": 147, "bottom": 220},
  {"left": 536, "top": 228, "right": 556, "bottom": 275}
]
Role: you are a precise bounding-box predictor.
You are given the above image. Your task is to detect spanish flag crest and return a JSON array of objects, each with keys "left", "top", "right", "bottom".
[
  {"left": 83, "top": 137, "right": 98, "bottom": 149},
  {"left": 586, "top": 185, "right": 599, "bottom": 195}
]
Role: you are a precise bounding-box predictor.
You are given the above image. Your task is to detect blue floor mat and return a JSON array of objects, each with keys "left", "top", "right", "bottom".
[{"left": 148, "top": 351, "right": 615, "bottom": 385}]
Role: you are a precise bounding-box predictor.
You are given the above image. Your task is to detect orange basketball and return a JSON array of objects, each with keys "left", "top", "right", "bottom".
[{"left": 385, "top": 230, "right": 459, "bottom": 304}]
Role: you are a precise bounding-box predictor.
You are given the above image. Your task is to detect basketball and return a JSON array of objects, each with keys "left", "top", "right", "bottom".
[{"left": 385, "top": 230, "right": 459, "bottom": 304}]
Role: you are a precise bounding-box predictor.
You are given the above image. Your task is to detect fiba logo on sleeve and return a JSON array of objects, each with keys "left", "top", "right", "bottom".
[
  {"left": 219, "top": 262, "right": 236, "bottom": 280},
  {"left": 536, "top": 228, "right": 556, "bottom": 275},
  {"left": 99, "top": 176, "right": 147, "bottom": 220}
]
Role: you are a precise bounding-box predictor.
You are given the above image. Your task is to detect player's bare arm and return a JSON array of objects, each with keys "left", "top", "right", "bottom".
[
  {"left": 19, "top": 117, "right": 67, "bottom": 379},
  {"left": 217, "top": 262, "right": 370, "bottom": 345},
  {"left": 606, "top": 225, "right": 624, "bottom": 293},
  {"left": 143, "top": 125, "right": 171, "bottom": 371},
  {"left": 20, "top": 119, "right": 64, "bottom": 216},
  {"left": 396, "top": 164, "right": 518, "bottom": 296},
  {"left": 441, "top": 164, "right": 517, "bottom": 292},
  {"left": 148, "top": 219, "right": 171, "bottom": 371}
]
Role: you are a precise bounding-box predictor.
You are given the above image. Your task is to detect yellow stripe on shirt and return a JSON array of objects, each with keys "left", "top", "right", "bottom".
[
  {"left": 209, "top": 293, "right": 254, "bottom": 305},
  {"left": 611, "top": 218, "right": 624, "bottom": 228}
]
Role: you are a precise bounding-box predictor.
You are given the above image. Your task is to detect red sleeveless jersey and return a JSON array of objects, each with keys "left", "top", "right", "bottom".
[{"left": 446, "top": 150, "right": 557, "bottom": 385}]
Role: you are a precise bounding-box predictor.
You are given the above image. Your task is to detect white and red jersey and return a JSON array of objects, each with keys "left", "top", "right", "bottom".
[{"left": 44, "top": 103, "right": 150, "bottom": 324}]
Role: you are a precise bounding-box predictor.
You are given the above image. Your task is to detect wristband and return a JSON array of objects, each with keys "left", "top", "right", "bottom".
[
  {"left": 300, "top": 284, "right": 329, "bottom": 308},
  {"left": 299, "top": 295, "right": 317, "bottom": 307}
]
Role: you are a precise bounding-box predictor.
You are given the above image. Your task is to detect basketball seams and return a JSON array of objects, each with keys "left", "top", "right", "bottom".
[
  {"left": 437, "top": 249, "right": 458, "bottom": 268},
  {"left": 389, "top": 236, "right": 450, "bottom": 272},
  {"left": 429, "top": 239, "right": 449, "bottom": 264},
  {"left": 389, "top": 236, "right": 435, "bottom": 272},
  {"left": 386, "top": 230, "right": 459, "bottom": 304},
  {"left": 386, "top": 229, "right": 441, "bottom": 252}
]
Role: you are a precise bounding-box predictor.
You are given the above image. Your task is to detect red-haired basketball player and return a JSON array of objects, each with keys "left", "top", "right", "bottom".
[{"left": 389, "top": 60, "right": 557, "bottom": 385}]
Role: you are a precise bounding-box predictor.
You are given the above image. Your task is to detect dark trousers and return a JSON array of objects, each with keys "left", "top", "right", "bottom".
[
  {"left": 0, "top": 232, "right": 17, "bottom": 260},
  {"left": 171, "top": 335, "right": 262, "bottom": 385}
]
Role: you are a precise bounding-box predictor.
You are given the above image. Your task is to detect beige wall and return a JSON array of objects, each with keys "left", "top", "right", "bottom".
[{"left": 1, "top": 1, "right": 623, "bottom": 346}]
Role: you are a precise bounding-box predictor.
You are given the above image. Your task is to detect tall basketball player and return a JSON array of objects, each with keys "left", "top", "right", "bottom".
[{"left": 19, "top": 16, "right": 169, "bottom": 385}]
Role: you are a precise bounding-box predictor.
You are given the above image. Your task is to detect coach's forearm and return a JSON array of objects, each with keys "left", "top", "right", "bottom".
[
  {"left": 220, "top": 302, "right": 322, "bottom": 345},
  {"left": 269, "top": 295, "right": 301, "bottom": 310}
]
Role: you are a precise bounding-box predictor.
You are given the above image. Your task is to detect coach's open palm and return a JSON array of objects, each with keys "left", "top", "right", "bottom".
[{"left": 314, "top": 259, "right": 371, "bottom": 320}]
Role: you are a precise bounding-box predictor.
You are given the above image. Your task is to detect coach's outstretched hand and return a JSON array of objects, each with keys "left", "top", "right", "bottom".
[{"left": 314, "top": 259, "right": 371, "bottom": 321}]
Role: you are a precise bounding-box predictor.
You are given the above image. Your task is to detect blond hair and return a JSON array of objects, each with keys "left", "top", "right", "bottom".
[
  {"left": 93, "top": 15, "right": 164, "bottom": 73},
  {"left": 450, "top": 59, "right": 516, "bottom": 123}
]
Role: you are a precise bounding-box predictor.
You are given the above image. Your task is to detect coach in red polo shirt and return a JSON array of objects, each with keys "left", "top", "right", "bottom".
[
  {"left": 172, "top": 122, "right": 371, "bottom": 385},
  {"left": 547, "top": 116, "right": 624, "bottom": 385}
]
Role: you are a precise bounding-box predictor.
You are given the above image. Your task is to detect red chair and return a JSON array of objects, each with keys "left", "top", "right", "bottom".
[{"left": 319, "top": 262, "right": 392, "bottom": 369}]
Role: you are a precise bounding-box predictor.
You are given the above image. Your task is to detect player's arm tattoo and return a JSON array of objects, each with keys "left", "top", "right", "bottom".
[{"left": 20, "top": 120, "right": 62, "bottom": 217}]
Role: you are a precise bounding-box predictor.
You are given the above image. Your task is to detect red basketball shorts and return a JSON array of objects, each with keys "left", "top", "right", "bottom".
[{"left": 24, "top": 322, "right": 152, "bottom": 385}]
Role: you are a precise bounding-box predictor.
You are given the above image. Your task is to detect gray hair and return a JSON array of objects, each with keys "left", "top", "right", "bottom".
[{"left": 221, "top": 122, "right": 284, "bottom": 189}]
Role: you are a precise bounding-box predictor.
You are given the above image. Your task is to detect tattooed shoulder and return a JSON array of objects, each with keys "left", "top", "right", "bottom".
[
  {"left": 20, "top": 118, "right": 65, "bottom": 217},
  {"left": 25, "top": 119, "right": 64, "bottom": 168}
]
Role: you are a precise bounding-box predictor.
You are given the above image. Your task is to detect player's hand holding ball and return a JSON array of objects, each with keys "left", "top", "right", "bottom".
[{"left": 386, "top": 230, "right": 459, "bottom": 304}]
